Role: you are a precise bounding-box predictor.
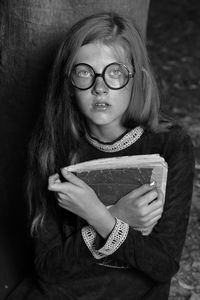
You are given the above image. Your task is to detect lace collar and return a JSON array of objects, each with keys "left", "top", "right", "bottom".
[{"left": 85, "top": 126, "right": 144, "bottom": 153}]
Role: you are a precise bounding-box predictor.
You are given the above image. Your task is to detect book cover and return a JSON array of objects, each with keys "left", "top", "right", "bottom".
[{"left": 65, "top": 154, "right": 168, "bottom": 207}]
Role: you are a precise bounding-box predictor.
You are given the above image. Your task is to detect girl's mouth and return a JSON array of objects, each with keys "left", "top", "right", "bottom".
[{"left": 93, "top": 102, "right": 111, "bottom": 111}]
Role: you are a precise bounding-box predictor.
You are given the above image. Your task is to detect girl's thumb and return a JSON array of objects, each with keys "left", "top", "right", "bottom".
[{"left": 61, "top": 168, "right": 83, "bottom": 186}]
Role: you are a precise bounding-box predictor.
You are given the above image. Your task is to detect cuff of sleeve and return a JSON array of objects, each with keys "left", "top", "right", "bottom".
[{"left": 81, "top": 218, "right": 129, "bottom": 259}]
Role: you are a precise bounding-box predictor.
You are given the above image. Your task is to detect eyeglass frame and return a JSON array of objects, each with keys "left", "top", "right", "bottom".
[{"left": 69, "top": 62, "right": 135, "bottom": 91}]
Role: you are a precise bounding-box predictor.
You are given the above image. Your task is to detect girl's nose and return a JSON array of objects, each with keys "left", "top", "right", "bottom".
[{"left": 92, "top": 77, "right": 109, "bottom": 95}]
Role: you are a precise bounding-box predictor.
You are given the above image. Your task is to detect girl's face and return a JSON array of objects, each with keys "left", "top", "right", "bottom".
[{"left": 72, "top": 42, "right": 134, "bottom": 136}]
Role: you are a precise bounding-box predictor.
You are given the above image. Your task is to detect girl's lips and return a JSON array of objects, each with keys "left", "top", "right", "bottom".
[
  {"left": 95, "top": 103, "right": 110, "bottom": 107},
  {"left": 93, "top": 102, "right": 111, "bottom": 111}
]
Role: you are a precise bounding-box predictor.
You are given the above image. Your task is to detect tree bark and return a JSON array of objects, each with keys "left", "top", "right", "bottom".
[{"left": 0, "top": 0, "right": 150, "bottom": 298}]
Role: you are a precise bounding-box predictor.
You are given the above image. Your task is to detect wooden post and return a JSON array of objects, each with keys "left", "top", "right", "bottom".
[{"left": 0, "top": 0, "right": 150, "bottom": 298}]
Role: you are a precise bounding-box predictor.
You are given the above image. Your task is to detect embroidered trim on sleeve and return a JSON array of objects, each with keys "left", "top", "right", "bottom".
[{"left": 81, "top": 218, "right": 129, "bottom": 259}]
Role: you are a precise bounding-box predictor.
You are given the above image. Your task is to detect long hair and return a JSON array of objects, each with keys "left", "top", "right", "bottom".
[{"left": 28, "top": 12, "right": 172, "bottom": 234}]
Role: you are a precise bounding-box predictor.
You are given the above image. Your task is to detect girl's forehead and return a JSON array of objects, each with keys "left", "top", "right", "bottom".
[
  {"left": 109, "top": 43, "right": 131, "bottom": 62},
  {"left": 74, "top": 41, "right": 132, "bottom": 65}
]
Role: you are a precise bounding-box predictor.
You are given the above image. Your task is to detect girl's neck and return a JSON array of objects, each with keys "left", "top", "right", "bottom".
[{"left": 88, "top": 125, "right": 127, "bottom": 143}]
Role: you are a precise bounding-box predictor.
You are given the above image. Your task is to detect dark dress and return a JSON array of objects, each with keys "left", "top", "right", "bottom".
[{"left": 8, "top": 125, "right": 194, "bottom": 300}]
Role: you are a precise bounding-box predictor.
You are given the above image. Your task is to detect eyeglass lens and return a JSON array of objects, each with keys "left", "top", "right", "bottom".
[{"left": 71, "top": 63, "right": 131, "bottom": 90}]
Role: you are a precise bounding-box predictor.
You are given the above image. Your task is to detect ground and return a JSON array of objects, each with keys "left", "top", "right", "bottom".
[{"left": 147, "top": 0, "right": 200, "bottom": 299}]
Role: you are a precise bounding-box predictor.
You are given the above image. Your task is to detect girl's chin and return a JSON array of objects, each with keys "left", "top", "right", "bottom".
[
  {"left": 88, "top": 118, "right": 120, "bottom": 128},
  {"left": 90, "top": 121, "right": 111, "bottom": 127},
  {"left": 86, "top": 112, "right": 121, "bottom": 128},
  {"left": 88, "top": 115, "right": 111, "bottom": 125}
]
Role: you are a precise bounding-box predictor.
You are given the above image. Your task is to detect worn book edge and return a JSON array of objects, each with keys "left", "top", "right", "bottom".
[{"left": 65, "top": 154, "right": 168, "bottom": 236}]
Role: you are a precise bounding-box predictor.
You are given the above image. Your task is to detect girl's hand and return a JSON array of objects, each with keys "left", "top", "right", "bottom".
[
  {"left": 108, "top": 183, "right": 164, "bottom": 230},
  {"left": 48, "top": 169, "right": 115, "bottom": 238}
]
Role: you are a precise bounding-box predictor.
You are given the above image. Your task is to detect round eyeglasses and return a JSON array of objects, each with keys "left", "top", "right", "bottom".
[{"left": 70, "top": 62, "right": 135, "bottom": 90}]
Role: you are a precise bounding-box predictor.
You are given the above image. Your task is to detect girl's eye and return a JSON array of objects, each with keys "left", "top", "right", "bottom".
[
  {"left": 109, "top": 68, "right": 123, "bottom": 78},
  {"left": 77, "top": 70, "right": 92, "bottom": 78}
]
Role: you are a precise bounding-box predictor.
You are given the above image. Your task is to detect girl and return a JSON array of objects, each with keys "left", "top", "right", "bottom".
[{"left": 15, "top": 12, "right": 194, "bottom": 300}]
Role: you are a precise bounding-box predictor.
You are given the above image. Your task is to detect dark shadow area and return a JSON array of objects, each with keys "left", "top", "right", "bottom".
[{"left": 148, "top": 0, "right": 200, "bottom": 298}]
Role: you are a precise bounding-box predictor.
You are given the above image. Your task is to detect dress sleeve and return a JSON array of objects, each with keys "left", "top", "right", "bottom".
[
  {"left": 107, "top": 128, "right": 195, "bottom": 282},
  {"left": 33, "top": 210, "right": 96, "bottom": 283},
  {"left": 81, "top": 218, "right": 129, "bottom": 259}
]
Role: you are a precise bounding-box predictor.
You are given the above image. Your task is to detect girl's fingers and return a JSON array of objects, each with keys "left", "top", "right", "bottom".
[
  {"left": 57, "top": 192, "right": 72, "bottom": 204},
  {"left": 48, "top": 173, "right": 59, "bottom": 186},
  {"left": 48, "top": 173, "right": 62, "bottom": 190},
  {"left": 57, "top": 192, "right": 66, "bottom": 201},
  {"left": 58, "top": 201, "right": 67, "bottom": 209},
  {"left": 148, "top": 220, "right": 158, "bottom": 227},
  {"left": 55, "top": 178, "right": 61, "bottom": 184},
  {"left": 127, "top": 182, "right": 156, "bottom": 200},
  {"left": 61, "top": 169, "right": 86, "bottom": 187},
  {"left": 48, "top": 174, "right": 67, "bottom": 191},
  {"left": 57, "top": 194, "right": 70, "bottom": 208},
  {"left": 48, "top": 181, "right": 64, "bottom": 191},
  {"left": 145, "top": 207, "right": 163, "bottom": 222},
  {"left": 139, "top": 189, "right": 158, "bottom": 206},
  {"left": 148, "top": 190, "right": 164, "bottom": 210},
  {"left": 140, "top": 188, "right": 164, "bottom": 209},
  {"left": 144, "top": 215, "right": 161, "bottom": 227},
  {"left": 48, "top": 172, "right": 76, "bottom": 193},
  {"left": 137, "top": 216, "right": 161, "bottom": 229}
]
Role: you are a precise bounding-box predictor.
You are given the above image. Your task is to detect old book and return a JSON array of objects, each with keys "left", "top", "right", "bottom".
[{"left": 65, "top": 154, "right": 168, "bottom": 207}]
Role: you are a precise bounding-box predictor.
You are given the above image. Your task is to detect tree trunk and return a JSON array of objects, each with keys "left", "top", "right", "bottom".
[{"left": 0, "top": 0, "right": 150, "bottom": 298}]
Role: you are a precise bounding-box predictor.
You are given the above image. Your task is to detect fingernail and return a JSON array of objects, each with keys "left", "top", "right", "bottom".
[{"left": 150, "top": 181, "right": 155, "bottom": 187}]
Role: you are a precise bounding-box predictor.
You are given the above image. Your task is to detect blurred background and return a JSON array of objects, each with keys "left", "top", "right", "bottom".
[
  {"left": 148, "top": 1, "right": 200, "bottom": 299},
  {"left": 0, "top": 0, "right": 199, "bottom": 299}
]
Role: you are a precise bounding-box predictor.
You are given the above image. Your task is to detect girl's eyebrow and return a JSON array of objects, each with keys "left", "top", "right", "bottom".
[{"left": 73, "top": 61, "right": 118, "bottom": 71}]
